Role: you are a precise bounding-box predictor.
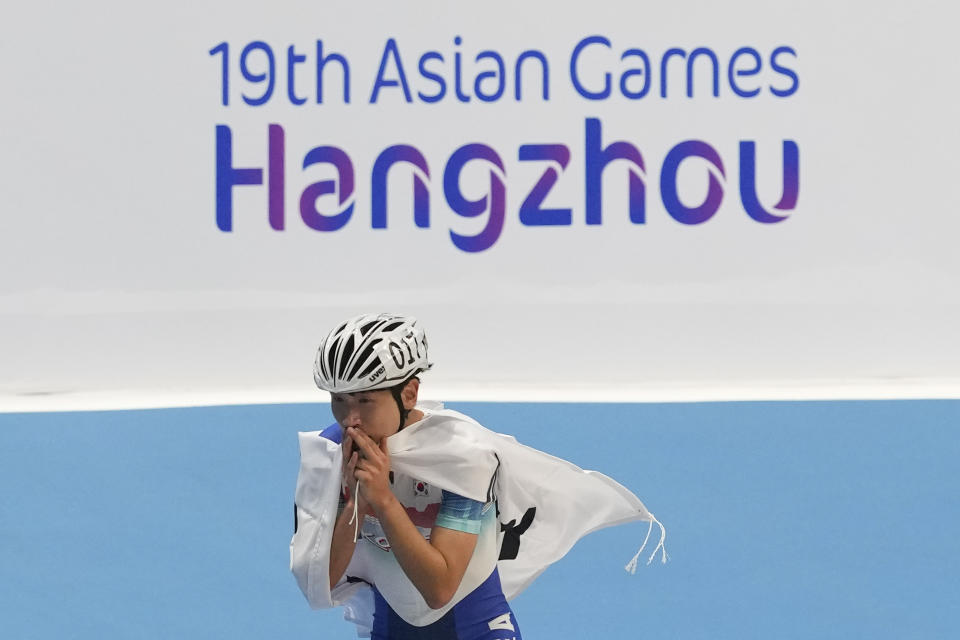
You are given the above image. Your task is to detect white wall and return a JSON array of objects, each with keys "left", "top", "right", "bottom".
[{"left": 2, "top": 1, "right": 959, "bottom": 409}]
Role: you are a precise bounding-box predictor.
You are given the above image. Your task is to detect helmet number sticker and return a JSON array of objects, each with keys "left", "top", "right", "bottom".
[
  {"left": 389, "top": 332, "right": 421, "bottom": 368},
  {"left": 389, "top": 341, "right": 406, "bottom": 368}
]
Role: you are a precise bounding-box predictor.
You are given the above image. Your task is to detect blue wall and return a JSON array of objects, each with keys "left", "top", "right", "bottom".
[{"left": 1, "top": 400, "right": 957, "bottom": 639}]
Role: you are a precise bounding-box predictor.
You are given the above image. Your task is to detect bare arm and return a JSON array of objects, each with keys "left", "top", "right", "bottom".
[
  {"left": 327, "top": 496, "right": 360, "bottom": 591},
  {"left": 348, "top": 426, "right": 478, "bottom": 609},
  {"left": 328, "top": 432, "right": 371, "bottom": 590}
]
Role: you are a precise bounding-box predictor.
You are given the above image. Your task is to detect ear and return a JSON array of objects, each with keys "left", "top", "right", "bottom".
[{"left": 400, "top": 377, "right": 420, "bottom": 410}]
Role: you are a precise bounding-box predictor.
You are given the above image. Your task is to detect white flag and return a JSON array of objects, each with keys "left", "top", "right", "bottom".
[{"left": 290, "top": 404, "right": 666, "bottom": 633}]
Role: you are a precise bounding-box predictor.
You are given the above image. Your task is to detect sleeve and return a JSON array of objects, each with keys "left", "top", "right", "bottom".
[{"left": 434, "top": 490, "right": 486, "bottom": 535}]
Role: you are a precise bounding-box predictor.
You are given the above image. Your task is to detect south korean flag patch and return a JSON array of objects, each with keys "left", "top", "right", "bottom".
[{"left": 412, "top": 480, "right": 431, "bottom": 511}]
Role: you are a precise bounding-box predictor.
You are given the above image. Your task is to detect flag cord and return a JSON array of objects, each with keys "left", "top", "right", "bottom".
[
  {"left": 347, "top": 479, "right": 360, "bottom": 543},
  {"left": 624, "top": 513, "right": 668, "bottom": 574}
]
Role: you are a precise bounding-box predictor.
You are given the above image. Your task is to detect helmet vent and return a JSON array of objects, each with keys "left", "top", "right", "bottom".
[
  {"left": 348, "top": 341, "right": 378, "bottom": 379},
  {"left": 338, "top": 334, "right": 356, "bottom": 379},
  {"left": 357, "top": 357, "right": 381, "bottom": 379},
  {"left": 360, "top": 319, "right": 381, "bottom": 335}
]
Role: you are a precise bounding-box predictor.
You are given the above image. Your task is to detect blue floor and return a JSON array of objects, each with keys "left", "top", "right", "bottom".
[{"left": 1, "top": 400, "right": 957, "bottom": 639}]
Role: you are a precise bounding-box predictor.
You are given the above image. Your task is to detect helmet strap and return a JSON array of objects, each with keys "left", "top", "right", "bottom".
[
  {"left": 390, "top": 382, "right": 410, "bottom": 431},
  {"left": 390, "top": 375, "right": 420, "bottom": 431}
]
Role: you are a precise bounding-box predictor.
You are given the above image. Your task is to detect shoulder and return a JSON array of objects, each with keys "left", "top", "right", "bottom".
[
  {"left": 388, "top": 409, "right": 500, "bottom": 503},
  {"left": 417, "top": 407, "right": 492, "bottom": 439},
  {"left": 319, "top": 422, "right": 343, "bottom": 443}
]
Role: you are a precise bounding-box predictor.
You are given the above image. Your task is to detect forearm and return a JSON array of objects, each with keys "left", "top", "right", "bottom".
[
  {"left": 346, "top": 425, "right": 475, "bottom": 609},
  {"left": 328, "top": 505, "right": 360, "bottom": 590},
  {"left": 373, "top": 494, "right": 459, "bottom": 609}
]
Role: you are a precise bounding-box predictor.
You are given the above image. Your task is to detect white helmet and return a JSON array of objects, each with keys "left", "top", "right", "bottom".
[{"left": 314, "top": 313, "right": 433, "bottom": 393}]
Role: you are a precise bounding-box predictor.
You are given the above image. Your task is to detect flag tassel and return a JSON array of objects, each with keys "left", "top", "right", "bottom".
[{"left": 624, "top": 513, "right": 668, "bottom": 574}]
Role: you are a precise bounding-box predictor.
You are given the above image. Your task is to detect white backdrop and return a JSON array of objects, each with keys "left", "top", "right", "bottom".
[{"left": 2, "top": 1, "right": 959, "bottom": 410}]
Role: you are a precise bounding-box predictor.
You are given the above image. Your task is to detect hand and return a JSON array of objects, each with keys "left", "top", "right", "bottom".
[
  {"left": 341, "top": 431, "right": 373, "bottom": 518},
  {"left": 345, "top": 426, "right": 394, "bottom": 513}
]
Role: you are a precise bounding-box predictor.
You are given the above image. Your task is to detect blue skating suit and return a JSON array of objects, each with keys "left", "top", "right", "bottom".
[{"left": 321, "top": 422, "right": 522, "bottom": 640}]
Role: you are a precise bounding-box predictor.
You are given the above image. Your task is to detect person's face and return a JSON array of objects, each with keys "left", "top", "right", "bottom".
[{"left": 330, "top": 389, "right": 400, "bottom": 445}]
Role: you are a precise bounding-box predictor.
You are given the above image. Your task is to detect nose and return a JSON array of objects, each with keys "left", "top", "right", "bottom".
[{"left": 340, "top": 407, "right": 361, "bottom": 429}]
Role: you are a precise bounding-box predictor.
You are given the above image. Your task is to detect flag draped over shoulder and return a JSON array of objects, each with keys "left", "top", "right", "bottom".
[{"left": 290, "top": 403, "right": 666, "bottom": 634}]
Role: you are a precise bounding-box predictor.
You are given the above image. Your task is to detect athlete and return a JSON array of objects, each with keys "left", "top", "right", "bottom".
[{"left": 313, "top": 312, "right": 521, "bottom": 640}]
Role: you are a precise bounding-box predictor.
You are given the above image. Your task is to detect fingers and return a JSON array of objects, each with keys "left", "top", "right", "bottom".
[
  {"left": 346, "top": 451, "right": 358, "bottom": 475},
  {"left": 342, "top": 432, "right": 368, "bottom": 482},
  {"left": 352, "top": 463, "right": 375, "bottom": 496},
  {"left": 346, "top": 426, "right": 368, "bottom": 453},
  {"left": 346, "top": 427, "right": 382, "bottom": 460},
  {"left": 342, "top": 433, "right": 361, "bottom": 489},
  {"left": 345, "top": 428, "right": 386, "bottom": 485},
  {"left": 344, "top": 432, "right": 366, "bottom": 463},
  {"left": 352, "top": 454, "right": 375, "bottom": 478}
]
